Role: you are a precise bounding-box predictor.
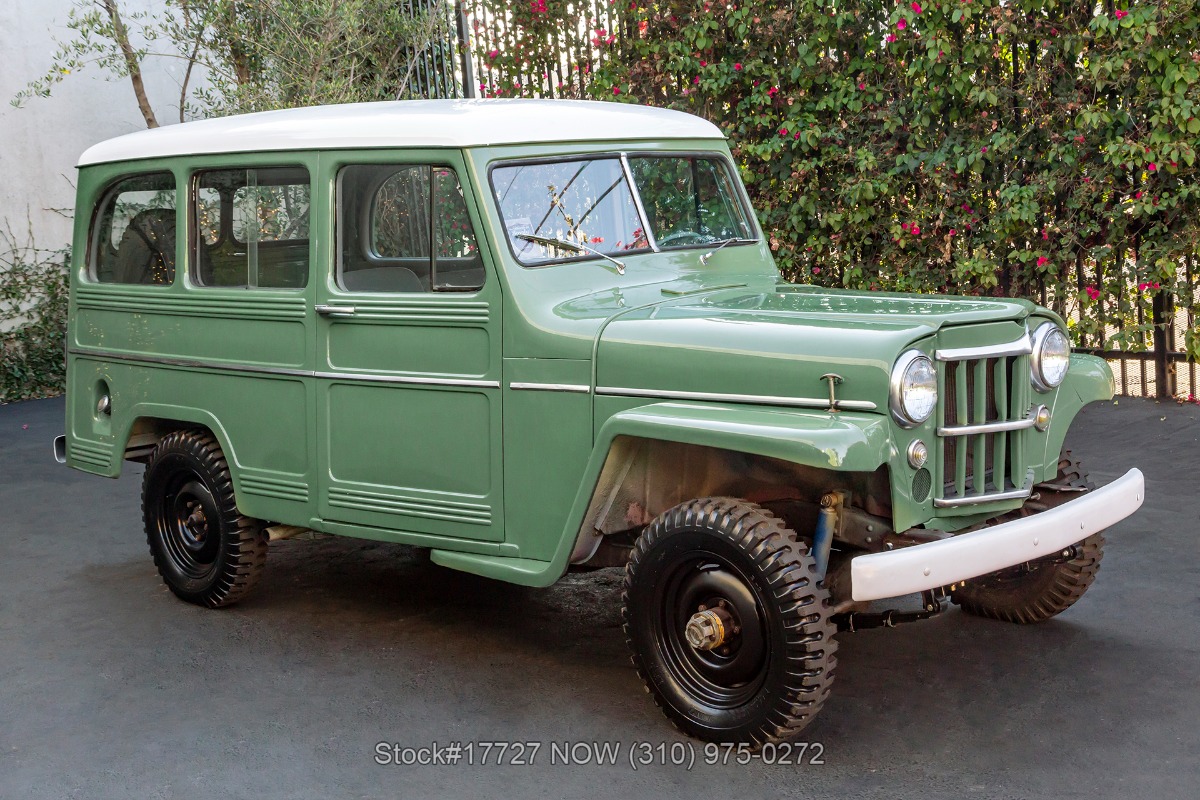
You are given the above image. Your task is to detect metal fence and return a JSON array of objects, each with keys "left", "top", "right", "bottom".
[
  {"left": 409, "top": 2, "right": 617, "bottom": 98},
  {"left": 1060, "top": 257, "right": 1199, "bottom": 400}
]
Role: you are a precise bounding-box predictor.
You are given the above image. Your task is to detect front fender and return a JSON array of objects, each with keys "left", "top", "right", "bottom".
[
  {"left": 590, "top": 401, "right": 892, "bottom": 472},
  {"left": 540, "top": 402, "right": 893, "bottom": 578},
  {"left": 1039, "top": 353, "right": 1115, "bottom": 469}
]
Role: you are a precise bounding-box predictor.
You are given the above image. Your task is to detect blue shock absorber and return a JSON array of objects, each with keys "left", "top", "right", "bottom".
[{"left": 812, "top": 493, "right": 841, "bottom": 577}]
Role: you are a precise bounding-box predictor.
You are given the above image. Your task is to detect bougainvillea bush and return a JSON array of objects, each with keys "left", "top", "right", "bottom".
[{"left": 482, "top": 0, "right": 1200, "bottom": 357}]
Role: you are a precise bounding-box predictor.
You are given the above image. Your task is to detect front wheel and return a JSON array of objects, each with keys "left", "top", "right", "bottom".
[
  {"left": 951, "top": 450, "right": 1104, "bottom": 624},
  {"left": 622, "top": 498, "right": 837, "bottom": 744},
  {"left": 143, "top": 430, "right": 267, "bottom": 608}
]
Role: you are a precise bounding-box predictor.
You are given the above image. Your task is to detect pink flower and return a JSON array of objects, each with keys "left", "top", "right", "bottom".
[
  {"left": 591, "top": 236, "right": 604, "bottom": 243},
  {"left": 693, "top": 75, "right": 700, "bottom": 84},
  {"left": 1085, "top": 286, "right": 1100, "bottom": 301},
  {"left": 612, "top": 85, "right": 621, "bottom": 95},
  {"left": 1138, "top": 282, "right": 1149, "bottom": 291},
  {"left": 793, "top": 132, "right": 800, "bottom": 140},
  {"left": 779, "top": 127, "right": 788, "bottom": 135},
  {"left": 1149, "top": 162, "right": 1157, "bottom": 171},
  {"left": 887, "top": 33, "right": 897, "bottom": 42},
  {"left": 487, "top": 49, "right": 499, "bottom": 59},
  {"left": 912, "top": 2, "right": 922, "bottom": 12},
  {"left": 911, "top": 225, "right": 921, "bottom": 235},
  {"left": 700, "top": 60, "right": 707, "bottom": 67},
  {"left": 949, "top": 228, "right": 957, "bottom": 236},
  {"left": 1037, "top": 256, "right": 1050, "bottom": 267},
  {"left": 901, "top": 222, "right": 910, "bottom": 231},
  {"left": 734, "top": 62, "right": 742, "bottom": 71},
  {"left": 1115, "top": 10, "right": 1128, "bottom": 19},
  {"left": 1042, "top": 230, "right": 1049, "bottom": 240},
  {"left": 858, "top": 81, "right": 866, "bottom": 90},
  {"left": 981, "top": 146, "right": 988, "bottom": 153},
  {"left": 813, "top": 267, "right": 822, "bottom": 275},
  {"left": 897, "top": 18, "right": 907, "bottom": 30},
  {"left": 1134, "top": 190, "right": 1143, "bottom": 199},
  {"left": 767, "top": 85, "right": 779, "bottom": 96}
]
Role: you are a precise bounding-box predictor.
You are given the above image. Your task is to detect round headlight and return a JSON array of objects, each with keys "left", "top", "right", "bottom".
[
  {"left": 890, "top": 350, "right": 938, "bottom": 427},
  {"left": 1031, "top": 322, "right": 1070, "bottom": 391}
]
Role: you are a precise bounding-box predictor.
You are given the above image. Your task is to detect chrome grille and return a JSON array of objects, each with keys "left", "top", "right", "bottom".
[{"left": 934, "top": 336, "right": 1036, "bottom": 507}]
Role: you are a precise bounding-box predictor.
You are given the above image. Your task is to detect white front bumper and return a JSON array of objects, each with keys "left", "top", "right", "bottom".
[{"left": 850, "top": 468, "right": 1145, "bottom": 602}]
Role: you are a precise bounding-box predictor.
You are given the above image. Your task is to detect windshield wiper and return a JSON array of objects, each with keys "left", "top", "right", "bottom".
[
  {"left": 517, "top": 233, "right": 626, "bottom": 275},
  {"left": 699, "top": 237, "right": 759, "bottom": 265}
]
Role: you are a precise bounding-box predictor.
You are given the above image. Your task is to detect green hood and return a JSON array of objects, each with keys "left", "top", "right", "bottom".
[{"left": 594, "top": 283, "right": 1035, "bottom": 411}]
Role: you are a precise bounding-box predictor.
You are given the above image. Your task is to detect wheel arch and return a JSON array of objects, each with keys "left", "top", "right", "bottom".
[
  {"left": 117, "top": 404, "right": 241, "bottom": 488},
  {"left": 560, "top": 402, "right": 893, "bottom": 567}
]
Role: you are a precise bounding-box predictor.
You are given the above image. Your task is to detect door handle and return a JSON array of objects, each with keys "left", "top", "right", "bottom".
[{"left": 315, "top": 304, "right": 356, "bottom": 317}]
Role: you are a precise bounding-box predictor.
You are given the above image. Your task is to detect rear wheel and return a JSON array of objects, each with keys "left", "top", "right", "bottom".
[
  {"left": 623, "top": 498, "right": 837, "bottom": 744},
  {"left": 951, "top": 451, "right": 1104, "bottom": 624},
  {"left": 143, "top": 430, "right": 266, "bottom": 608}
]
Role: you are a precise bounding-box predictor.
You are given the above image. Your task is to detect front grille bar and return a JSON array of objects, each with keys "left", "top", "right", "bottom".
[
  {"left": 933, "top": 470, "right": 1035, "bottom": 508},
  {"left": 937, "top": 414, "right": 1035, "bottom": 437},
  {"left": 935, "top": 335, "right": 1032, "bottom": 362}
]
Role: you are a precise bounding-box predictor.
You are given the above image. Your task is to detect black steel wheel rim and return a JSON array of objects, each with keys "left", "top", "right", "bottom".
[
  {"left": 654, "top": 549, "right": 770, "bottom": 710},
  {"left": 155, "top": 470, "right": 221, "bottom": 580}
]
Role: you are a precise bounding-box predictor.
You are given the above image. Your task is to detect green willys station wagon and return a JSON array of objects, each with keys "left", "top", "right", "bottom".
[{"left": 57, "top": 99, "right": 1145, "bottom": 745}]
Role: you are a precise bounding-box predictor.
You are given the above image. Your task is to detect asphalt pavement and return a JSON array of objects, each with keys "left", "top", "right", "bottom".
[{"left": 1, "top": 395, "right": 1196, "bottom": 799}]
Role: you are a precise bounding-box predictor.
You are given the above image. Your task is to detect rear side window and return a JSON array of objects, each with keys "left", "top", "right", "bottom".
[
  {"left": 91, "top": 172, "right": 177, "bottom": 285},
  {"left": 192, "top": 166, "right": 310, "bottom": 289},
  {"left": 338, "top": 164, "right": 483, "bottom": 293}
]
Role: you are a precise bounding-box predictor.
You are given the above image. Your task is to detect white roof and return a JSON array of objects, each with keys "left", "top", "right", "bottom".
[{"left": 77, "top": 99, "right": 725, "bottom": 166}]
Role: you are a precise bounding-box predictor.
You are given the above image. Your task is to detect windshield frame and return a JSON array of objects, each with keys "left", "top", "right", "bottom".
[{"left": 486, "top": 149, "right": 760, "bottom": 270}]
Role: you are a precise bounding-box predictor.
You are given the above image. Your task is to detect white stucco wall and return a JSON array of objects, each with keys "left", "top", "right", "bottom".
[{"left": 0, "top": 0, "right": 190, "bottom": 250}]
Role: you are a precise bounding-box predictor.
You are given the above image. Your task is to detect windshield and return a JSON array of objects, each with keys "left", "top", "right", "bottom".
[{"left": 491, "top": 154, "right": 755, "bottom": 267}]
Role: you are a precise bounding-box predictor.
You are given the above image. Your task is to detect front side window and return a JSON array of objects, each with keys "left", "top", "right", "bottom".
[
  {"left": 91, "top": 172, "right": 177, "bottom": 285},
  {"left": 338, "top": 164, "right": 483, "bottom": 293},
  {"left": 192, "top": 166, "right": 310, "bottom": 288},
  {"left": 491, "top": 154, "right": 755, "bottom": 268}
]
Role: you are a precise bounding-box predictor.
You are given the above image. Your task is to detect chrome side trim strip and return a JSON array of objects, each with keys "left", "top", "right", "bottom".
[
  {"left": 595, "top": 386, "right": 878, "bottom": 411},
  {"left": 68, "top": 347, "right": 500, "bottom": 389},
  {"left": 937, "top": 414, "right": 1036, "bottom": 438},
  {"left": 933, "top": 471, "right": 1035, "bottom": 508},
  {"left": 315, "top": 371, "right": 499, "bottom": 388},
  {"left": 935, "top": 335, "right": 1032, "bottom": 362},
  {"left": 508, "top": 382, "right": 591, "bottom": 393}
]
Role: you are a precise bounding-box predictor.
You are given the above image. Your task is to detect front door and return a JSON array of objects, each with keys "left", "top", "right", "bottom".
[{"left": 315, "top": 151, "right": 503, "bottom": 543}]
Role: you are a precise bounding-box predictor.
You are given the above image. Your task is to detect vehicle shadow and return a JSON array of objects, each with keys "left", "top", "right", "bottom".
[{"left": 88, "top": 533, "right": 1162, "bottom": 746}]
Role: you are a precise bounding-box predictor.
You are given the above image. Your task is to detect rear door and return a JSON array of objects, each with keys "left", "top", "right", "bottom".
[{"left": 315, "top": 150, "right": 503, "bottom": 543}]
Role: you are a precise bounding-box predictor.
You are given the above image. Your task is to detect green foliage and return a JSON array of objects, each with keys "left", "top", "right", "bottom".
[
  {"left": 0, "top": 234, "right": 70, "bottom": 404},
  {"left": 574, "top": 0, "right": 1200, "bottom": 352}
]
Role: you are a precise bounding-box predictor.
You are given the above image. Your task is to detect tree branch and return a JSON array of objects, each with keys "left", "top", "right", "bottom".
[{"left": 99, "top": 0, "right": 158, "bottom": 128}]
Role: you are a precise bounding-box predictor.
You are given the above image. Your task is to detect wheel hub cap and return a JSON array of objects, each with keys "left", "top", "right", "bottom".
[{"left": 684, "top": 607, "right": 734, "bottom": 651}]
